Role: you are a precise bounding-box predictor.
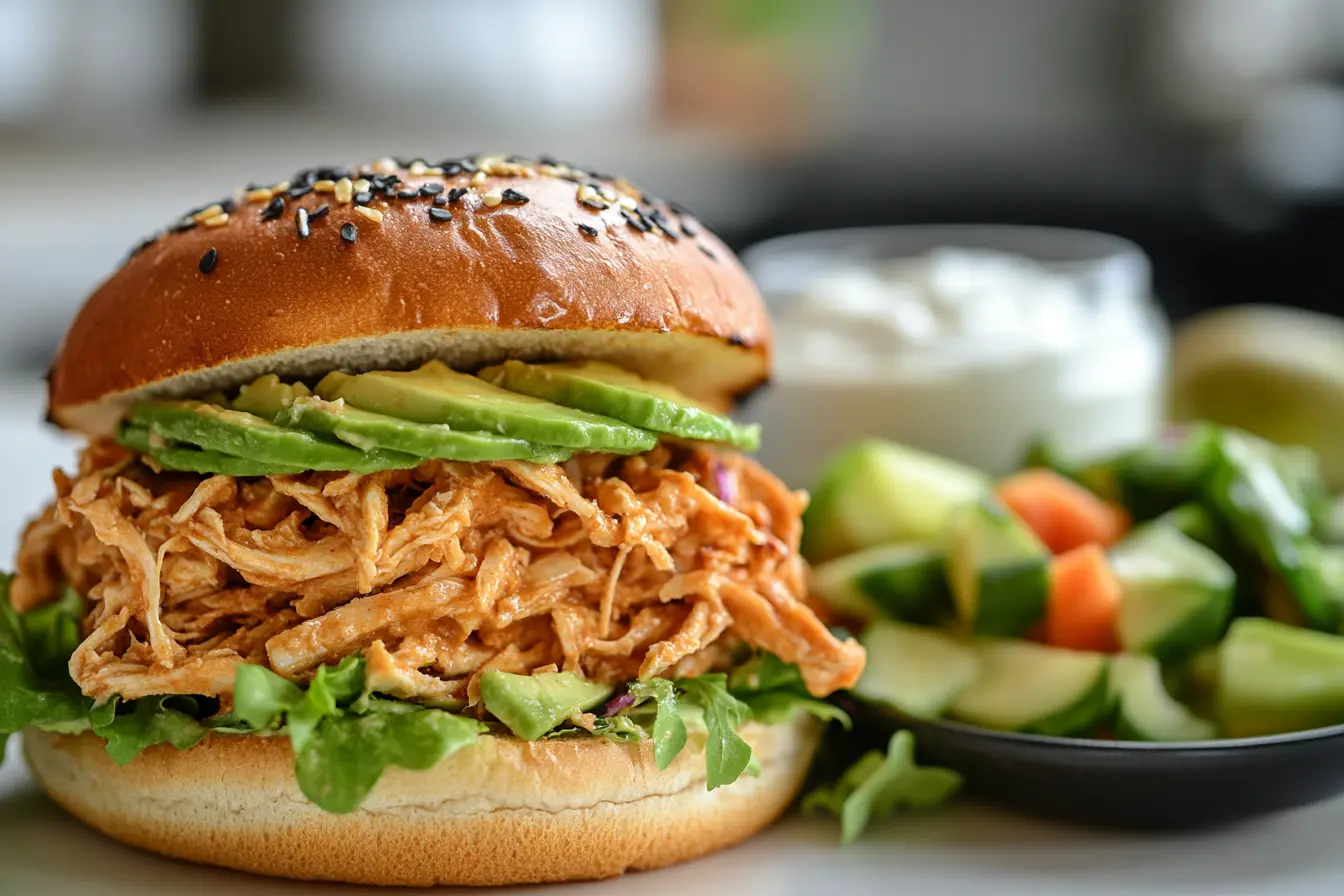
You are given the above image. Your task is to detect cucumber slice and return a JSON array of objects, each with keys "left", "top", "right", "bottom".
[
  {"left": 810, "top": 543, "right": 950, "bottom": 624},
  {"left": 949, "top": 639, "right": 1110, "bottom": 736},
  {"left": 1111, "top": 526, "right": 1235, "bottom": 662},
  {"left": 802, "top": 439, "right": 989, "bottom": 563},
  {"left": 479, "top": 360, "right": 759, "bottom": 450},
  {"left": 1111, "top": 653, "right": 1215, "bottom": 742},
  {"left": 853, "top": 621, "right": 981, "bottom": 718},
  {"left": 1220, "top": 617, "right": 1344, "bottom": 737},
  {"left": 946, "top": 500, "right": 1049, "bottom": 637}
]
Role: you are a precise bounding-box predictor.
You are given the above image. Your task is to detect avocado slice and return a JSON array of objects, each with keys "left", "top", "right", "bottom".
[
  {"left": 477, "top": 669, "right": 612, "bottom": 740},
  {"left": 281, "top": 396, "right": 572, "bottom": 464},
  {"left": 117, "top": 422, "right": 304, "bottom": 476},
  {"left": 479, "top": 360, "right": 760, "bottom": 450},
  {"left": 316, "top": 361, "right": 656, "bottom": 454},
  {"left": 232, "top": 374, "right": 313, "bottom": 419},
  {"left": 130, "top": 401, "right": 420, "bottom": 473}
]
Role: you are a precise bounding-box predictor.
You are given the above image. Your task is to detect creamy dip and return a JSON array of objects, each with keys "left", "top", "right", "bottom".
[{"left": 743, "top": 245, "right": 1167, "bottom": 485}]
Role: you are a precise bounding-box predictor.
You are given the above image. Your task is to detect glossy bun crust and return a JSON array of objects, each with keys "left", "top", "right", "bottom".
[
  {"left": 24, "top": 718, "right": 818, "bottom": 886},
  {"left": 47, "top": 157, "right": 771, "bottom": 436}
]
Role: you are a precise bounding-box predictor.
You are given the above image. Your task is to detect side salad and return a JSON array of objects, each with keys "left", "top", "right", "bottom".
[{"left": 805, "top": 423, "right": 1344, "bottom": 745}]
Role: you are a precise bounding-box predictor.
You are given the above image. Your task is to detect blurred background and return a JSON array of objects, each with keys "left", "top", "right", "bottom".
[{"left": 3, "top": 0, "right": 1344, "bottom": 370}]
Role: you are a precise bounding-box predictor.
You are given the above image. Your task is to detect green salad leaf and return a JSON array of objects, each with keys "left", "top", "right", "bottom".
[
  {"left": 805, "top": 730, "right": 962, "bottom": 844},
  {"left": 677, "top": 673, "right": 753, "bottom": 790},
  {"left": 729, "top": 653, "right": 852, "bottom": 728},
  {"left": 233, "top": 656, "right": 483, "bottom": 813},
  {"left": 0, "top": 577, "right": 94, "bottom": 760},
  {"left": 89, "top": 695, "right": 208, "bottom": 765},
  {"left": 626, "top": 678, "right": 688, "bottom": 768}
]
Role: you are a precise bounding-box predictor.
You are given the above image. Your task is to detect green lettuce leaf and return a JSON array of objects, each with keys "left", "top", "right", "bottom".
[
  {"left": 232, "top": 657, "right": 483, "bottom": 813},
  {"left": 0, "top": 577, "right": 94, "bottom": 760},
  {"left": 627, "top": 678, "right": 688, "bottom": 768},
  {"left": 729, "top": 654, "right": 851, "bottom": 728},
  {"left": 89, "top": 695, "right": 208, "bottom": 765},
  {"left": 804, "top": 730, "right": 961, "bottom": 844},
  {"left": 677, "top": 673, "right": 753, "bottom": 790}
]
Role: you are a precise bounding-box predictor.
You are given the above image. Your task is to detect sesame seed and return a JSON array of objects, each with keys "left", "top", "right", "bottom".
[
  {"left": 577, "top": 223, "right": 598, "bottom": 238},
  {"left": 428, "top": 207, "right": 453, "bottom": 222},
  {"left": 397, "top": 189, "right": 418, "bottom": 200},
  {"left": 203, "top": 212, "right": 229, "bottom": 227},
  {"left": 647, "top": 209, "right": 679, "bottom": 240},
  {"left": 309, "top": 203, "right": 330, "bottom": 220},
  {"left": 576, "top": 184, "right": 597, "bottom": 203},
  {"left": 354, "top": 206, "right": 384, "bottom": 224},
  {"left": 169, "top": 219, "right": 197, "bottom": 234},
  {"left": 471, "top": 171, "right": 487, "bottom": 187},
  {"left": 447, "top": 187, "right": 467, "bottom": 205},
  {"left": 131, "top": 235, "right": 157, "bottom": 256},
  {"left": 259, "top": 196, "right": 285, "bottom": 222},
  {"left": 409, "top": 161, "right": 428, "bottom": 175},
  {"left": 334, "top": 177, "right": 353, "bottom": 203},
  {"left": 372, "top": 157, "right": 398, "bottom": 173},
  {"left": 286, "top": 184, "right": 313, "bottom": 200},
  {"left": 354, "top": 190, "right": 372, "bottom": 205},
  {"left": 245, "top": 187, "right": 273, "bottom": 203},
  {"left": 296, "top": 208, "right": 310, "bottom": 239},
  {"left": 680, "top": 218, "right": 699, "bottom": 237},
  {"left": 599, "top": 187, "right": 618, "bottom": 202},
  {"left": 621, "top": 209, "right": 650, "bottom": 232},
  {"left": 199, "top": 248, "right": 218, "bottom": 274},
  {"left": 699, "top": 245, "right": 717, "bottom": 260},
  {"left": 581, "top": 197, "right": 609, "bottom": 211},
  {"left": 501, "top": 188, "right": 529, "bottom": 205},
  {"left": 482, "top": 189, "right": 503, "bottom": 207},
  {"left": 341, "top": 222, "right": 357, "bottom": 243},
  {"left": 313, "top": 179, "right": 336, "bottom": 193},
  {"left": 353, "top": 178, "right": 371, "bottom": 193},
  {"left": 271, "top": 181, "right": 291, "bottom": 193},
  {"left": 192, "top": 204, "right": 224, "bottom": 222},
  {"left": 432, "top": 193, "right": 448, "bottom": 206},
  {"left": 220, "top": 198, "right": 238, "bottom": 213},
  {"left": 617, "top": 195, "right": 637, "bottom": 211},
  {"left": 419, "top": 183, "right": 444, "bottom": 195}
]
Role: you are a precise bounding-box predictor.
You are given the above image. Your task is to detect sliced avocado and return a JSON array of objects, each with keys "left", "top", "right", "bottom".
[
  {"left": 479, "top": 360, "right": 760, "bottom": 450},
  {"left": 130, "top": 401, "right": 419, "bottom": 474},
  {"left": 232, "top": 374, "right": 313, "bottom": 419},
  {"left": 117, "top": 422, "right": 304, "bottom": 476},
  {"left": 478, "top": 669, "right": 612, "bottom": 740},
  {"left": 316, "top": 361, "right": 656, "bottom": 454},
  {"left": 281, "top": 396, "right": 571, "bottom": 464}
]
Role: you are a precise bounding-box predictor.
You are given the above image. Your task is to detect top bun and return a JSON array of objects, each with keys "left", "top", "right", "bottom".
[{"left": 48, "top": 156, "right": 771, "bottom": 436}]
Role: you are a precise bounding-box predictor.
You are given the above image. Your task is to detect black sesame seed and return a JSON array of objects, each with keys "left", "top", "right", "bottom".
[
  {"left": 589, "top": 171, "right": 616, "bottom": 182},
  {"left": 428, "top": 207, "right": 453, "bottom": 222},
  {"left": 199, "top": 248, "right": 218, "bottom": 274},
  {"left": 397, "top": 189, "right": 418, "bottom": 200},
  {"left": 432, "top": 193, "right": 449, "bottom": 206},
  {"left": 131, "top": 235, "right": 158, "bottom": 256},
  {"left": 699, "top": 245, "right": 717, "bottom": 261},
  {"left": 296, "top": 208, "right": 310, "bottom": 240},
  {"left": 647, "top": 209, "right": 679, "bottom": 240},
  {"left": 419, "top": 183, "right": 444, "bottom": 196},
  {"left": 538, "top": 154, "right": 560, "bottom": 166},
  {"left": 680, "top": 217, "right": 700, "bottom": 237},
  {"left": 621, "top": 209, "right": 651, "bottom": 233},
  {"left": 577, "top": 223, "right": 599, "bottom": 238},
  {"left": 219, "top": 197, "right": 238, "bottom": 213},
  {"left": 500, "top": 188, "right": 529, "bottom": 205},
  {"left": 447, "top": 187, "right": 468, "bottom": 205},
  {"left": 169, "top": 218, "right": 197, "bottom": 234},
  {"left": 292, "top": 169, "right": 318, "bottom": 186},
  {"left": 286, "top": 184, "right": 313, "bottom": 200},
  {"left": 458, "top": 159, "right": 478, "bottom": 174},
  {"left": 440, "top": 162, "right": 463, "bottom": 176},
  {"left": 505, "top": 154, "right": 531, "bottom": 164},
  {"left": 581, "top": 198, "right": 609, "bottom": 211},
  {"left": 309, "top": 204, "right": 330, "bottom": 220},
  {"left": 259, "top": 196, "right": 285, "bottom": 222},
  {"left": 340, "top": 222, "right": 357, "bottom": 243},
  {"left": 354, "top": 190, "right": 373, "bottom": 205}
]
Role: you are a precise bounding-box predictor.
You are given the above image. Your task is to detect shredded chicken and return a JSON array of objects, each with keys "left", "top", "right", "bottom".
[{"left": 14, "top": 439, "right": 864, "bottom": 706}]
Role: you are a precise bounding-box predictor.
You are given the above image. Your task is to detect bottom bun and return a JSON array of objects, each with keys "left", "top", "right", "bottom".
[{"left": 24, "top": 717, "right": 820, "bottom": 886}]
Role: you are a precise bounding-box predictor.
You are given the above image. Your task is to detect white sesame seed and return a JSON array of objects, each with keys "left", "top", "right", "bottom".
[
  {"left": 471, "top": 171, "right": 487, "bottom": 187},
  {"left": 617, "top": 195, "right": 637, "bottom": 211},
  {"left": 354, "top": 206, "right": 384, "bottom": 224},
  {"left": 482, "top": 189, "right": 503, "bottom": 207},
  {"left": 313, "top": 179, "right": 336, "bottom": 193},
  {"left": 203, "top": 212, "right": 229, "bottom": 227},
  {"left": 576, "top": 184, "right": 597, "bottom": 203},
  {"left": 424, "top": 166, "right": 444, "bottom": 175},
  {"left": 353, "top": 178, "right": 371, "bottom": 193},
  {"left": 409, "top": 161, "right": 428, "bottom": 175},
  {"left": 373, "top": 157, "right": 398, "bottom": 173},
  {"left": 334, "top": 177, "right": 353, "bottom": 203},
  {"left": 599, "top": 187, "right": 617, "bottom": 202},
  {"left": 193, "top": 204, "right": 223, "bottom": 222},
  {"left": 245, "top": 188, "right": 273, "bottom": 203},
  {"left": 272, "top": 181, "right": 291, "bottom": 193}
]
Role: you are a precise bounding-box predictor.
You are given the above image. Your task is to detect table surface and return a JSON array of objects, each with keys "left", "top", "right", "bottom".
[{"left": 1, "top": 382, "right": 1343, "bottom": 894}]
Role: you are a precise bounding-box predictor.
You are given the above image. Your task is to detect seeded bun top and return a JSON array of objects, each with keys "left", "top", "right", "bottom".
[{"left": 47, "top": 156, "right": 771, "bottom": 437}]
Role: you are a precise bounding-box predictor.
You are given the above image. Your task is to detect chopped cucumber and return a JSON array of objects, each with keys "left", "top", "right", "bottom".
[
  {"left": 946, "top": 500, "right": 1049, "bottom": 637},
  {"left": 1147, "top": 503, "right": 1226, "bottom": 554},
  {"left": 810, "top": 543, "right": 950, "bottom": 624},
  {"left": 802, "top": 439, "right": 988, "bottom": 563},
  {"left": 949, "top": 639, "right": 1110, "bottom": 736},
  {"left": 1110, "top": 525, "right": 1235, "bottom": 662},
  {"left": 853, "top": 621, "right": 981, "bottom": 718},
  {"left": 1220, "top": 617, "right": 1344, "bottom": 737},
  {"left": 1110, "top": 653, "right": 1215, "bottom": 742},
  {"left": 1111, "top": 422, "right": 1222, "bottom": 521}
]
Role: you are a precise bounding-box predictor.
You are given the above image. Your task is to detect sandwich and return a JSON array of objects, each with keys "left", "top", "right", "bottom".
[{"left": 1, "top": 155, "right": 865, "bottom": 885}]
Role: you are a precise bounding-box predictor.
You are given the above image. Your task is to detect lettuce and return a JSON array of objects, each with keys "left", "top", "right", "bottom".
[
  {"left": 729, "top": 653, "right": 852, "bottom": 728},
  {"left": 89, "top": 696, "right": 207, "bottom": 765},
  {"left": 676, "top": 674, "right": 753, "bottom": 790},
  {"left": 233, "top": 656, "right": 484, "bottom": 813},
  {"left": 0, "top": 578, "right": 94, "bottom": 760},
  {"left": 804, "top": 730, "right": 961, "bottom": 843},
  {"left": 626, "top": 678, "right": 687, "bottom": 768}
]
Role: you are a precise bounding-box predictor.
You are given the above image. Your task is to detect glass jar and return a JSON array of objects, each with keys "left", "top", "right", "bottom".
[{"left": 739, "top": 225, "right": 1168, "bottom": 487}]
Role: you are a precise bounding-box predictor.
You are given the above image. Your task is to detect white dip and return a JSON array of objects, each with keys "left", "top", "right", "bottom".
[{"left": 745, "top": 247, "right": 1166, "bottom": 485}]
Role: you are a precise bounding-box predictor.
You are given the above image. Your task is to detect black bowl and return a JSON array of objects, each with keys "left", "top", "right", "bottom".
[{"left": 890, "top": 714, "right": 1344, "bottom": 829}]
